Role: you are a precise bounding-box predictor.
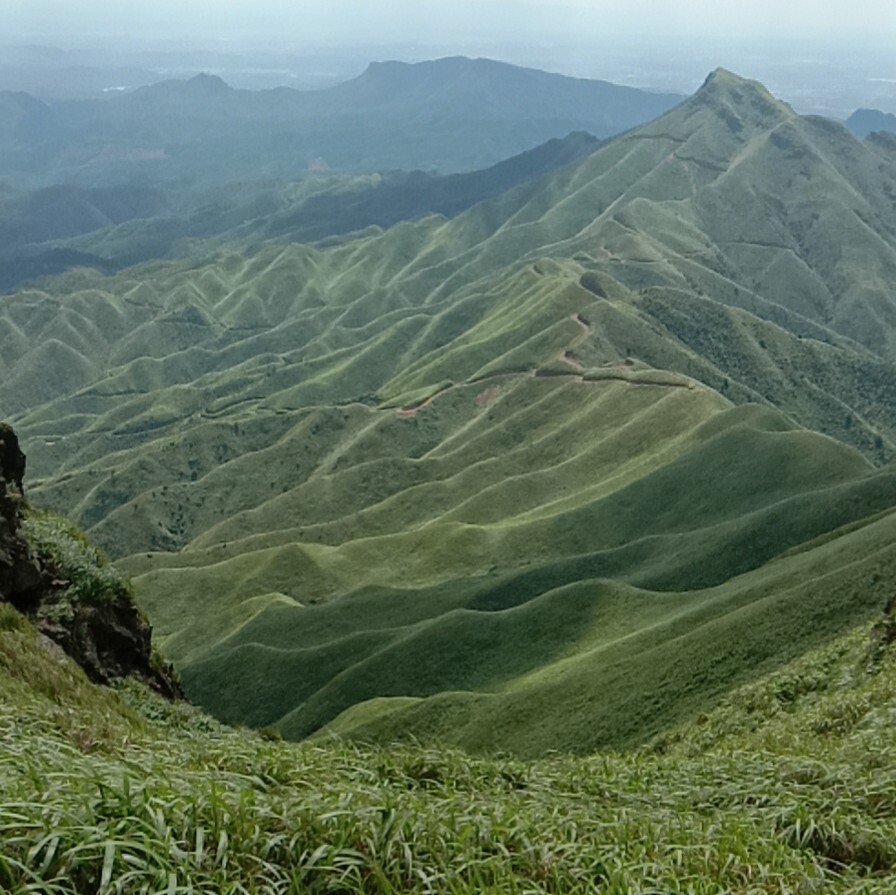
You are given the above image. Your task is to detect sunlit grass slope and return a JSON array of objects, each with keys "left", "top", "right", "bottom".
[
  {"left": 5, "top": 597, "right": 896, "bottom": 892},
  {"left": 5, "top": 69, "right": 896, "bottom": 751}
]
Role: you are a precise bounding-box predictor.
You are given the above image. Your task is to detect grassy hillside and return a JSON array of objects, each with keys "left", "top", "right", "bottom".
[
  {"left": 4, "top": 596, "right": 896, "bottom": 892},
  {"left": 0, "top": 132, "right": 600, "bottom": 293},
  {"left": 5, "top": 69, "right": 896, "bottom": 751}
]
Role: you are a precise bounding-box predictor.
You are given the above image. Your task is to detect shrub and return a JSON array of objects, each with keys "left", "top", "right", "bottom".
[{"left": 22, "top": 509, "right": 133, "bottom": 608}]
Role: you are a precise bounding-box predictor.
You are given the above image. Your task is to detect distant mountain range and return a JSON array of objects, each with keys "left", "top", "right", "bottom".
[
  {"left": 0, "top": 56, "right": 677, "bottom": 291},
  {"left": 5, "top": 68, "right": 896, "bottom": 755},
  {"left": 0, "top": 56, "right": 682, "bottom": 188},
  {"left": 845, "top": 107, "right": 896, "bottom": 139}
]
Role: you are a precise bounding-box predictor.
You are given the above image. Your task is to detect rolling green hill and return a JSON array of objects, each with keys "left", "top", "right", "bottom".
[{"left": 5, "top": 69, "right": 896, "bottom": 753}]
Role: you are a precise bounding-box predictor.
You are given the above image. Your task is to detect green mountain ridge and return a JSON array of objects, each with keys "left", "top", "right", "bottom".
[{"left": 5, "top": 68, "right": 896, "bottom": 752}]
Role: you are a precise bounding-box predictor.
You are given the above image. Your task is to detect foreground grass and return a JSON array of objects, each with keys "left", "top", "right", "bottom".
[{"left": 3, "top": 600, "right": 896, "bottom": 893}]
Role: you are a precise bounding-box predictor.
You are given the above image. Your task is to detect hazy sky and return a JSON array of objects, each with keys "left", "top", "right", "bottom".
[{"left": 4, "top": 0, "right": 896, "bottom": 44}]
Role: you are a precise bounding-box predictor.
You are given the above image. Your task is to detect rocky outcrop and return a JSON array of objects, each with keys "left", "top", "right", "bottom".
[
  {"left": 0, "top": 423, "right": 47, "bottom": 614},
  {"left": 37, "top": 597, "right": 180, "bottom": 696},
  {"left": 0, "top": 422, "right": 180, "bottom": 697}
]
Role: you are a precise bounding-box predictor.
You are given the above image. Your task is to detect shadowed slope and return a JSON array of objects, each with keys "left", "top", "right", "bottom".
[
  {"left": 312, "top": 504, "right": 896, "bottom": 755},
  {"left": 161, "top": 408, "right": 896, "bottom": 753}
]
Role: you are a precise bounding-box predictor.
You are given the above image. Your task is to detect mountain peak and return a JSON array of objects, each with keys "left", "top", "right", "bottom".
[
  {"left": 130, "top": 72, "right": 233, "bottom": 104},
  {"left": 360, "top": 57, "right": 489, "bottom": 84},
  {"left": 184, "top": 73, "right": 232, "bottom": 94},
  {"left": 692, "top": 67, "right": 793, "bottom": 124},
  {"left": 701, "top": 67, "right": 741, "bottom": 87},
  {"left": 846, "top": 107, "right": 896, "bottom": 139}
]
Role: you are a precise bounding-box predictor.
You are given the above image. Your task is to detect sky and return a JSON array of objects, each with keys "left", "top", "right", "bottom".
[{"left": 4, "top": 0, "right": 896, "bottom": 44}]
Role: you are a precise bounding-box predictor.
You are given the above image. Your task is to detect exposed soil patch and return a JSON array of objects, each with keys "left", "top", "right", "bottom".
[
  {"left": 396, "top": 385, "right": 453, "bottom": 417},
  {"left": 475, "top": 386, "right": 502, "bottom": 406}
]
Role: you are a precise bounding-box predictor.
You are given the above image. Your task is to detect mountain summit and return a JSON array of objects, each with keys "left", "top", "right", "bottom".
[
  {"left": 182, "top": 72, "right": 232, "bottom": 94},
  {"left": 695, "top": 67, "right": 793, "bottom": 117},
  {"left": 328, "top": 55, "right": 683, "bottom": 129},
  {"left": 130, "top": 71, "right": 233, "bottom": 103}
]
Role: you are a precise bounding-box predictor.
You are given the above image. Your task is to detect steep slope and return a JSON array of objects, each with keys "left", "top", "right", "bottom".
[
  {"left": 0, "top": 184, "right": 168, "bottom": 249},
  {"left": 5, "top": 69, "right": 896, "bottom": 752},
  {"left": 258, "top": 131, "right": 603, "bottom": 242},
  {"left": 0, "top": 183, "right": 172, "bottom": 289},
  {"left": 0, "top": 423, "right": 177, "bottom": 693}
]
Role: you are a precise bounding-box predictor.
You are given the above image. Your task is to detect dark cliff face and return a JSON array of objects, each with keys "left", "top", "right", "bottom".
[
  {"left": 0, "top": 423, "right": 46, "bottom": 614},
  {"left": 35, "top": 592, "right": 181, "bottom": 697},
  {"left": 0, "top": 422, "right": 180, "bottom": 697}
]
